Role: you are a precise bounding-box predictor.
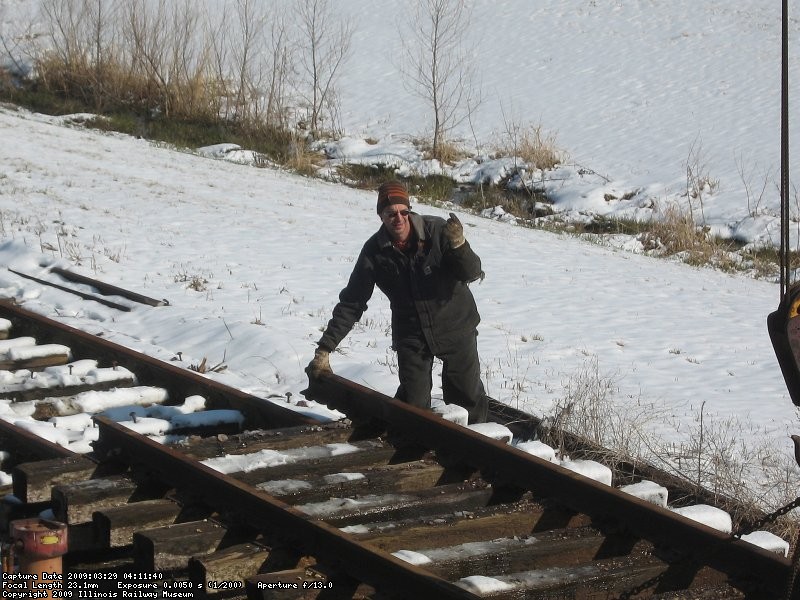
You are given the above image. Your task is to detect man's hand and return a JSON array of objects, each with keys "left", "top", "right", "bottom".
[
  {"left": 444, "top": 213, "right": 465, "bottom": 249},
  {"left": 306, "top": 348, "right": 332, "bottom": 379}
]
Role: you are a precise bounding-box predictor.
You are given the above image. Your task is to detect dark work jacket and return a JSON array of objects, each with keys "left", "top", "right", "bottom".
[{"left": 318, "top": 213, "right": 483, "bottom": 356}]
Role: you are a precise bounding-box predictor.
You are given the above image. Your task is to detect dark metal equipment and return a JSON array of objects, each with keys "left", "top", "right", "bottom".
[{"left": 768, "top": 0, "right": 800, "bottom": 407}]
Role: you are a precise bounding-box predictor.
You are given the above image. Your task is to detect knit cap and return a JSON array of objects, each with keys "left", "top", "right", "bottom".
[{"left": 376, "top": 180, "right": 410, "bottom": 214}]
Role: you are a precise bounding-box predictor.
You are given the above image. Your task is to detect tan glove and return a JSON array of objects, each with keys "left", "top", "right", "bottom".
[
  {"left": 306, "top": 348, "right": 332, "bottom": 379},
  {"left": 444, "top": 212, "right": 465, "bottom": 249}
]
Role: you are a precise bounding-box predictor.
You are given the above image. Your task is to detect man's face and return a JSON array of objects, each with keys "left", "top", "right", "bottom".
[{"left": 380, "top": 203, "right": 411, "bottom": 241}]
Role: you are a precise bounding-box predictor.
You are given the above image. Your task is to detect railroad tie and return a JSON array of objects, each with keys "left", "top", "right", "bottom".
[
  {"left": 92, "top": 498, "right": 183, "bottom": 548},
  {"left": 132, "top": 519, "right": 229, "bottom": 572},
  {"left": 12, "top": 455, "right": 97, "bottom": 503}
]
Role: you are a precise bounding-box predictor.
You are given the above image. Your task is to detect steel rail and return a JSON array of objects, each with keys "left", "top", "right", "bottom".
[
  {"left": 92, "top": 416, "right": 481, "bottom": 600},
  {"left": 0, "top": 294, "right": 790, "bottom": 595},
  {"left": 303, "top": 373, "right": 792, "bottom": 597},
  {"left": 8, "top": 269, "right": 133, "bottom": 312},
  {"left": 50, "top": 267, "right": 169, "bottom": 307},
  {"left": 0, "top": 300, "right": 315, "bottom": 429},
  {"left": 0, "top": 418, "right": 75, "bottom": 462}
]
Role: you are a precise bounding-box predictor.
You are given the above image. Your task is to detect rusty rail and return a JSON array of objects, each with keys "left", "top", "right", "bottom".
[
  {"left": 0, "top": 300, "right": 315, "bottom": 430},
  {"left": 92, "top": 416, "right": 480, "bottom": 599},
  {"left": 0, "top": 296, "right": 793, "bottom": 597},
  {"left": 303, "top": 373, "right": 794, "bottom": 597},
  {"left": 50, "top": 267, "right": 169, "bottom": 307},
  {"left": 8, "top": 268, "right": 133, "bottom": 311}
]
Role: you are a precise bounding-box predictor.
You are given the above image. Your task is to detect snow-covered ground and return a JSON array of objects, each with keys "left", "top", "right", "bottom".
[
  {"left": 332, "top": 1, "right": 799, "bottom": 251},
  {"left": 0, "top": 0, "right": 799, "bottom": 509}
]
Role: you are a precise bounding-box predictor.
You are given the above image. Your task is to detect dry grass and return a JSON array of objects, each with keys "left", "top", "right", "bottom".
[
  {"left": 537, "top": 358, "right": 800, "bottom": 543},
  {"left": 35, "top": 52, "right": 222, "bottom": 122},
  {"left": 284, "top": 135, "right": 325, "bottom": 176},
  {"left": 540, "top": 358, "right": 663, "bottom": 471},
  {"left": 646, "top": 204, "right": 703, "bottom": 254},
  {"left": 188, "top": 356, "right": 227, "bottom": 373},
  {"left": 492, "top": 120, "right": 563, "bottom": 171},
  {"left": 414, "top": 136, "right": 469, "bottom": 165},
  {"left": 512, "top": 124, "right": 561, "bottom": 170},
  {"left": 641, "top": 203, "right": 740, "bottom": 271}
]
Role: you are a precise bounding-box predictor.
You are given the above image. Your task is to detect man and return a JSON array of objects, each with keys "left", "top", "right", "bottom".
[{"left": 306, "top": 180, "right": 489, "bottom": 424}]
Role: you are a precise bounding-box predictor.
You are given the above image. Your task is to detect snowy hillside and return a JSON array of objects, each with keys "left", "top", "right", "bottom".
[{"left": 1, "top": 0, "right": 799, "bottom": 506}]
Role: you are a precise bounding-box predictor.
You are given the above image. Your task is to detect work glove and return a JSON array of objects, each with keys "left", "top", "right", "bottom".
[
  {"left": 306, "top": 348, "right": 332, "bottom": 379},
  {"left": 444, "top": 212, "right": 465, "bottom": 249}
]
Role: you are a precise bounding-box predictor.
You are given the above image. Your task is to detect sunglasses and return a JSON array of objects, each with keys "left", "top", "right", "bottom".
[{"left": 383, "top": 209, "right": 410, "bottom": 219}]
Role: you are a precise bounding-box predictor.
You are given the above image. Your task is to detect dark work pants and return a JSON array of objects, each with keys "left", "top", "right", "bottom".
[{"left": 394, "top": 332, "right": 489, "bottom": 424}]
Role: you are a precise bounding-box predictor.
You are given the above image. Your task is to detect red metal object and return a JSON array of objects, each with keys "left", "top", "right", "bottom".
[
  {"left": 10, "top": 518, "right": 68, "bottom": 559},
  {"left": 7, "top": 518, "right": 68, "bottom": 598}
]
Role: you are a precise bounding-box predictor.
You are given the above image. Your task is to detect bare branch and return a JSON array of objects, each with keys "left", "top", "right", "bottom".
[
  {"left": 400, "top": 0, "right": 482, "bottom": 160},
  {"left": 294, "top": 0, "right": 353, "bottom": 135}
]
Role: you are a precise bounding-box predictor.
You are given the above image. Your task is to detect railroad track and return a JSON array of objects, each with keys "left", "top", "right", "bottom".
[{"left": 0, "top": 286, "right": 795, "bottom": 599}]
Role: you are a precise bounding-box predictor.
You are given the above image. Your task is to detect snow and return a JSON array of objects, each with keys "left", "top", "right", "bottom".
[
  {"left": 456, "top": 575, "right": 514, "bottom": 594},
  {"left": 49, "top": 413, "right": 93, "bottom": 431},
  {"left": 0, "top": 0, "right": 795, "bottom": 534},
  {"left": 10, "top": 420, "right": 70, "bottom": 447},
  {"left": 618, "top": 480, "right": 669, "bottom": 508},
  {"left": 115, "top": 406, "right": 246, "bottom": 436},
  {"left": 465, "top": 422, "right": 513, "bottom": 443},
  {"left": 0, "top": 338, "right": 36, "bottom": 352},
  {"left": 72, "top": 387, "right": 169, "bottom": 413},
  {"left": 324, "top": 472, "right": 366, "bottom": 484},
  {"left": 392, "top": 550, "right": 432, "bottom": 566},
  {"left": 3, "top": 343, "right": 69, "bottom": 361},
  {"left": 672, "top": 504, "right": 733, "bottom": 534},
  {"left": 559, "top": 459, "right": 613, "bottom": 487},
  {"left": 515, "top": 440, "right": 557, "bottom": 463},
  {"left": 257, "top": 479, "right": 313, "bottom": 495},
  {"left": 119, "top": 416, "right": 171, "bottom": 437},
  {"left": 398, "top": 537, "right": 538, "bottom": 565},
  {"left": 741, "top": 530, "right": 791, "bottom": 557},
  {"left": 431, "top": 398, "right": 469, "bottom": 426},
  {"left": 202, "top": 443, "right": 362, "bottom": 475},
  {"left": 0, "top": 361, "right": 134, "bottom": 394},
  {"left": 298, "top": 493, "right": 414, "bottom": 518}
]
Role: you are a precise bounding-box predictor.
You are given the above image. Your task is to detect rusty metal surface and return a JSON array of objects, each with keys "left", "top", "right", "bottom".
[
  {"left": 304, "top": 373, "right": 792, "bottom": 597},
  {"left": 8, "top": 269, "right": 133, "bottom": 311},
  {"left": 50, "top": 267, "right": 168, "bottom": 307},
  {"left": 0, "top": 300, "right": 315, "bottom": 430},
  {"left": 0, "top": 293, "right": 792, "bottom": 597},
  {"left": 92, "top": 416, "right": 480, "bottom": 600},
  {"left": 0, "top": 418, "right": 75, "bottom": 462}
]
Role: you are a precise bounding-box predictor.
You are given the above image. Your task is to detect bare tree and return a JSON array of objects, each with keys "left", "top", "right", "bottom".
[
  {"left": 261, "top": 16, "right": 293, "bottom": 130},
  {"left": 31, "top": 0, "right": 125, "bottom": 106},
  {"left": 206, "top": 0, "right": 292, "bottom": 130},
  {"left": 0, "top": 3, "right": 37, "bottom": 82},
  {"left": 401, "top": 0, "right": 481, "bottom": 162},
  {"left": 232, "top": 1, "right": 292, "bottom": 130},
  {"left": 39, "top": 0, "right": 87, "bottom": 72},
  {"left": 294, "top": 0, "right": 353, "bottom": 136},
  {"left": 124, "top": 0, "right": 211, "bottom": 119},
  {"left": 86, "top": 0, "right": 123, "bottom": 103}
]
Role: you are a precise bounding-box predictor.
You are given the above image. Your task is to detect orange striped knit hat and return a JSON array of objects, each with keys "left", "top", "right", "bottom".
[{"left": 376, "top": 180, "right": 410, "bottom": 214}]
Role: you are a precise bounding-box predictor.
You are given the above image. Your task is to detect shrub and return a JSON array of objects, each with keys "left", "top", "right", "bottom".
[
  {"left": 406, "top": 174, "right": 456, "bottom": 203},
  {"left": 538, "top": 358, "right": 800, "bottom": 540},
  {"left": 640, "top": 203, "right": 740, "bottom": 271},
  {"left": 493, "top": 116, "right": 563, "bottom": 171},
  {"left": 332, "top": 164, "right": 397, "bottom": 189}
]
